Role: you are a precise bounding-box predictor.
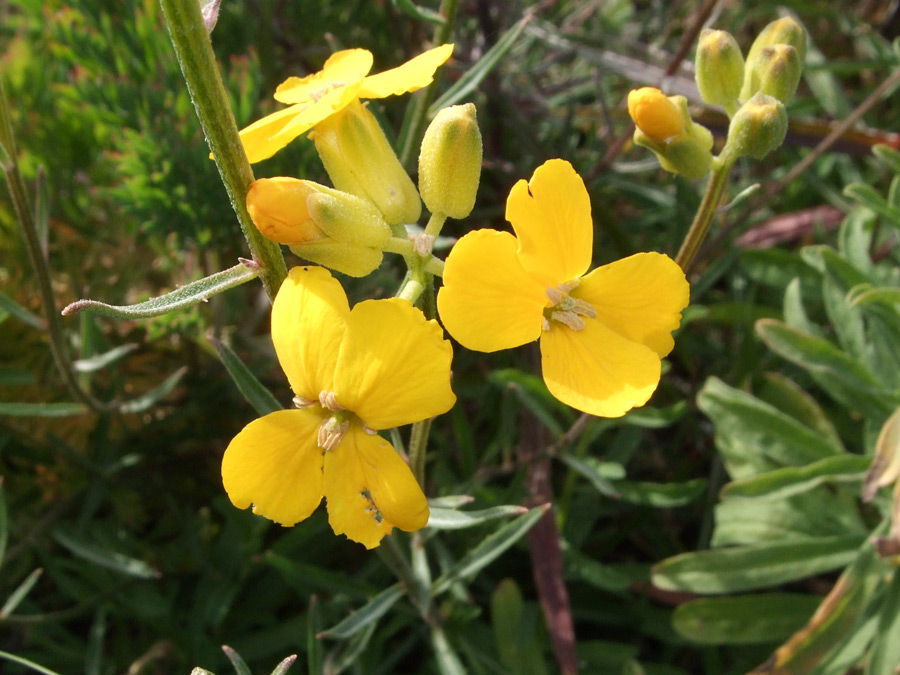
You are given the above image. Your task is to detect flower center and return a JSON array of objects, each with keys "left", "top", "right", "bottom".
[
  {"left": 294, "top": 390, "right": 377, "bottom": 451},
  {"left": 309, "top": 80, "right": 345, "bottom": 102},
  {"left": 542, "top": 279, "right": 596, "bottom": 332}
]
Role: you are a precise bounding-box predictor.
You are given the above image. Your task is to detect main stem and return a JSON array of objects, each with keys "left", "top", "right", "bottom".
[
  {"left": 675, "top": 158, "right": 735, "bottom": 273},
  {"left": 159, "top": 0, "right": 286, "bottom": 300}
]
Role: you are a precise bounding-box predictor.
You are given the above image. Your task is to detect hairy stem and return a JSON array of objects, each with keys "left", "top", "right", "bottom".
[{"left": 675, "top": 158, "right": 734, "bottom": 273}]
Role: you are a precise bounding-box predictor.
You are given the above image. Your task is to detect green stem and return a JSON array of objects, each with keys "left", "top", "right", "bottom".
[
  {"left": 398, "top": 0, "right": 460, "bottom": 168},
  {"left": 408, "top": 416, "right": 433, "bottom": 487},
  {"left": 423, "top": 212, "right": 447, "bottom": 239},
  {"left": 0, "top": 79, "right": 111, "bottom": 413},
  {"left": 674, "top": 158, "right": 735, "bottom": 272},
  {"left": 159, "top": 0, "right": 286, "bottom": 300}
]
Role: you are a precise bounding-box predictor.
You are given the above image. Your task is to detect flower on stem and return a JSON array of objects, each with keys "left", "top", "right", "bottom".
[
  {"left": 239, "top": 45, "right": 454, "bottom": 164},
  {"left": 246, "top": 177, "right": 391, "bottom": 277},
  {"left": 222, "top": 266, "right": 456, "bottom": 548},
  {"left": 437, "top": 159, "right": 689, "bottom": 417}
]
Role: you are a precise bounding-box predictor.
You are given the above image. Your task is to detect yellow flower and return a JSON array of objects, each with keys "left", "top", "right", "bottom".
[
  {"left": 627, "top": 87, "right": 684, "bottom": 141},
  {"left": 437, "top": 159, "right": 690, "bottom": 417},
  {"left": 222, "top": 266, "right": 456, "bottom": 548},
  {"left": 240, "top": 45, "right": 454, "bottom": 163}
]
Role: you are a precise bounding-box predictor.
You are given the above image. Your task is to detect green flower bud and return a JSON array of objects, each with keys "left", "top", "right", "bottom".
[
  {"left": 695, "top": 29, "right": 745, "bottom": 108},
  {"left": 630, "top": 92, "right": 714, "bottom": 178},
  {"left": 418, "top": 103, "right": 483, "bottom": 219},
  {"left": 740, "top": 16, "right": 807, "bottom": 102},
  {"left": 751, "top": 44, "right": 803, "bottom": 103},
  {"left": 725, "top": 93, "right": 788, "bottom": 160},
  {"left": 311, "top": 99, "right": 422, "bottom": 226}
]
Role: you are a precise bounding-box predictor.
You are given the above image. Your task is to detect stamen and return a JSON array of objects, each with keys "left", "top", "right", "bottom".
[
  {"left": 362, "top": 422, "right": 378, "bottom": 435},
  {"left": 293, "top": 395, "right": 316, "bottom": 409},
  {"left": 542, "top": 316, "right": 551, "bottom": 332},
  {"left": 318, "top": 390, "right": 344, "bottom": 411},
  {"left": 545, "top": 287, "right": 564, "bottom": 305},
  {"left": 309, "top": 80, "right": 345, "bottom": 102},
  {"left": 551, "top": 310, "right": 585, "bottom": 331},
  {"left": 317, "top": 416, "right": 349, "bottom": 451},
  {"left": 572, "top": 298, "right": 597, "bottom": 318}
]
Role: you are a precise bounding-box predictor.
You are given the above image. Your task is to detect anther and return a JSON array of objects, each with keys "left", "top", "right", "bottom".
[
  {"left": 293, "top": 395, "right": 316, "bottom": 408},
  {"left": 318, "top": 391, "right": 344, "bottom": 411}
]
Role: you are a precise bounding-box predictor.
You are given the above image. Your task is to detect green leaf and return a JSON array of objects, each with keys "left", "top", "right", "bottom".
[
  {"left": 489, "top": 369, "right": 566, "bottom": 437},
  {"left": 873, "top": 144, "right": 900, "bottom": 175},
  {"left": 212, "top": 338, "right": 282, "bottom": 415},
  {"left": 0, "top": 402, "right": 89, "bottom": 417},
  {"left": 390, "top": 0, "right": 444, "bottom": 25},
  {"left": 652, "top": 535, "right": 865, "bottom": 594},
  {"left": 0, "top": 478, "right": 5, "bottom": 566},
  {"left": 323, "top": 621, "right": 377, "bottom": 674},
  {"left": 0, "top": 651, "right": 63, "bottom": 675},
  {"left": 844, "top": 183, "right": 900, "bottom": 229},
  {"left": 53, "top": 530, "right": 160, "bottom": 579},
  {"left": 697, "top": 377, "right": 844, "bottom": 481},
  {"left": 0, "top": 292, "right": 45, "bottom": 330},
  {"left": 427, "top": 505, "right": 528, "bottom": 530},
  {"left": 432, "top": 505, "right": 548, "bottom": 595},
  {"left": 564, "top": 547, "right": 632, "bottom": 593},
  {"left": 430, "top": 15, "right": 531, "bottom": 112},
  {"left": 86, "top": 608, "right": 107, "bottom": 675},
  {"left": 222, "top": 646, "right": 251, "bottom": 675},
  {"left": 35, "top": 167, "right": 49, "bottom": 257},
  {"left": 317, "top": 584, "right": 403, "bottom": 640},
  {"left": 721, "top": 455, "right": 870, "bottom": 500},
  {"left": 269, "top": 655, "right": 297, "bottom": 675},
  {"left": 866, "top": 568, "right": 900, "bottom": 675},
  {"left": 118, "top": 367, "right": 187, "bottom": 414},
  {"left": 757, "top": 372, "right": 843, "bottom": 450},
  {"left": 431, "top": 625, "right": 467, "bottom": 675},
  {"left": 61, "top": 262, "right": 259, "bottom": 319},
  {"left": 0, "top": 568, "right": 43, "bottom": 619},
  {"left": 73, "top": 343, "right": 138, "bottom": 373},
  {"left": 559, "top": 454, "right": 623, "bottom": 498},
  {"left": 307, "top": 595, "right": 323, "bottom": 675},
  {"left": 428, "top": 495, "right": 475, "bottom": 509},
  {"left": 847, "top": 285, "right": 900, "bottom": 308},
  {"left": 612, "top": 478, "right": 707, "bottom": 507},
  {"left": 673, "top": 593, "right": 821, "bottom": 645},
  {"left": 0, "top": 368, "right": 35, "bottom": 386},
  {"left": 756, "top": 319, "right": 900, "bottom": 419}
]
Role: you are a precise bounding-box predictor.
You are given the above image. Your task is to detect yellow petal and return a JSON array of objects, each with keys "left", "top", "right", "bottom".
[
  {"left": 323, "top": 427, "right": 395, "bottom": 548},
  {"left": 627, "top": 87, "right": 684, "bottom": 141},
  {"left": 274, "top": 49, "right": 373, "bottom": 104},
  {"left": 238, "top": 103, "right": 308, "bottom": 164},
  {"left": 332, "top": 298, "right": 455, "bottom": 430},
  {"left": 247, "top": 177, "right": 325, "bottom": 245},
  {"left": 354, "top": 426, "right": 429, "bottom": 532},
  {"left": 356, "top": 44, "right": 454, "bottom": 99},
  {"left": 221, "top": 409, "right": 325, "bottom": 525},
  {"left": 540, "top": 318, "right": 661, "bottom": 417},
  {"left": 575, "top": 253, "right": 689, "bottom": 358},
  {"left": 271, "top": 266, "right": 349, "bottom": 400},
  {"left": 506, "top": 159, "right": 593, "bottom": 288},
  {"left": 437, "top": 229, "right": 546, "bottom": 352}
]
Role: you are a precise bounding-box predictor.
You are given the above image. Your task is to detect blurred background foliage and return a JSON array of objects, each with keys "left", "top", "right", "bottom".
[{"left": 2, "top": 0, "right": 900, "bottom": 673}]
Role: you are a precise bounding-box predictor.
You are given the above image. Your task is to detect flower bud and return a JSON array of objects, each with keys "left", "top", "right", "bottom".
[
  {"left": 311, "top": 99, "right": 422, "bottom": 226},
  {"left": 740, "top": 17, "right": 807, "bottom": 103},
  {"left": 750, "top": 44, "right": 802, "bottom": 104},
  {"left": 418, "top": 103, "right": 483, "bottom": 219},
  {"left": 695, "top": 29, "right": 744, "bottom": 108},
  {"left": 247, "top": 177, "right": 391, "bottom": 277},
  {"left": 627, "top": 87, "right": 684, "bottom": 141},
  {"left": 725, "top": 93, "right": 787, "bottom": 160},
  {"left": 629, "top": 90, "right": 714, "bottom": 178}
]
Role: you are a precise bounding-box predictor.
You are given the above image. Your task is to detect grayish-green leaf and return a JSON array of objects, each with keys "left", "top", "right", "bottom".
[
  {"left": 269, "top": 655, "right": 297, "bottom": 675},
  {"left": 873, "top": 144, "right": 900, "bottom": 175},
  {"left": 222, "top": 646, "right": 251, "bottom": 675},
  {"left": 844, "top": 183, "right": 900, "bottom": 229},
  {"left": 0, "top": 651, "right": 63, "bottom": 675},
  {"left": 61, "top": 262, "right": 259, "bottom": 319},
  {"left": 866, "top": 568, "right": 900, "bottom": 675},
  {"left": 212, "top": 338, "right": 282, "bottom": 415},
  {"left": 652, "top": 535, "right": 865, "bottom": 593},
  {"left": 0, "top": 478, "right": 6, "bottom": 566},
  {"left": 1, "top": 568, "right": 43, "bottom": 619},
  {"left": 721, "top": 455, "right": 870, "bottom": 501},
  {"left": 0, "top": 402, "right": 89, "bottom": 418},
  {"left": 0, "top": 292, "right": 45, "bottom": 330},
  {"left": 391, "top": 0, "right": 444, "bottom": 25},
  {"left": 673, "top": 593, "right": 821, "bottom": 645},
  {"left": 53, "top": 530, "right": 160, "bottom": 579},
  {"left": 118, "top": 367, "right": 187, "bottom": 414},
  {"left": 427, "top": 505, "right": 528, "bottom": 530},
  {"left": 428, "top": 495, "right": 475, "bottom": 509},
  {"left": 432, "top": 625, "right": 467, "bottom": 675},
  {"left": 612, "top": 478, "right": 707, "bottom": 507},
  {"left": 432, "top": 505, "right": 547, "bottom": 595},
  {"left": 317, "top": 584, "right": 403, "bottom": 640},
  {"left": 560, "top": 454, "right": 622, "bottom": 498},
  {"left": 73, "top": 344, "right": 138, "bottom": 373}
]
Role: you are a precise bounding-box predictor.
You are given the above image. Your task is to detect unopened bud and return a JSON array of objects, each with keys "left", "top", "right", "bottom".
[
  {"left": 695, "top": 29, "right": 744, "bottom": 108},
  {"left": 629, "top": 91, "right": 714, "bottom": 178},
  {"left": 725, "top": 93, "right": 787, "bottom": 160},
  {"left": 740, "top": 17, "right": 807, "bottom": 103},
  {"left": 247, "top": 177, "right": 391, "bottom": 277},
  {"left": 627, "top": 87, "right": 684, "bottom": 141},
  {"left": 418, "top": 104, "right": 483, "bottom": 219},
  {"left": 201, "top": 0, "right": 221, "bottom": 33},
  {"left": 752, "top": 44, "right": 802, "bottom": 103},
  {"left": 311, "top": 99, "right": 421, "bottom": 226}
]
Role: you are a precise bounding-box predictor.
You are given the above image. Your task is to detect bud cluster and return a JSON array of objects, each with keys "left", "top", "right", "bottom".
[{"left": 628, "top": 16, "right": 806, "bottom": 176}]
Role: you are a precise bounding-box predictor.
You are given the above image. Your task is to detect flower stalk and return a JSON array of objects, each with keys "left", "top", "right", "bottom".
[
  {"left": 674, "top": 157, "right": 735, "bottom": 273},
  {"left": 159, "top": 0, "right": 286, "bottom": 300}
]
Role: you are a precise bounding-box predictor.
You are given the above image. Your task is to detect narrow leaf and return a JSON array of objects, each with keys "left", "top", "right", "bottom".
[
  {"left": 73, "top": 344, "right": 139, "bottom": 373},
  {"left": 673, "top": 594, "right": 821, "bottom": 645},
  {"left": 426, "top": 505, "right": 528, "bottom": 530},
  {"left": 0, "top": 478, "right": 6, "bottom": 565},
  {"left": 222, "top": 646, "right": 252, "bottom": 675},
  {"left": 35, "top": 167, "right": 49, "bottom": 257},
  {"left": 873, "top": 143, "right": 900, "bottom": 175},
  {"left": 0, "top": 402, "right": 89, "bottom": 417},
  {"left": 0, "top": 568, "right": 43, "bottom": 618},
  {"left": 53, "top": 530, "right": 160, "bottom": 579},
  {"left": 652, "top": 535, "right": 865, "bottom": 594},
  {"left": 721, "top": 455, "right": 870, "bottom": 500},
  {"left": 559, "top": 454, "right": 622, "bottom": 498},
  {"left": 430, "top": 15, "right": 531, "bottom": 112},
  {"left": 212, "top": 338, "right": 282, "bottom": 415},
  {"left": 317, "top": 584, "right": 403, "bottom": 640},
  {"left": 866, "top": 568, "right": 900, "bottom": 675},
  {"left": 844, "top": 183, "right": 900, "bottom": 228},
  {"left": 61, "top": 262, "right": 259, "bottom": 319},
  {"left": 0, "top": 651, "right": 63, "bottom": 675},
  {"left": 269, "top": 655, "right": 297, "bottom": 675},
  {"left": 612, "top": 478, "right": 707, "bottom": 507},
  {"left": 391, "top": 0, "right": 444, "bottom": 25},
  {"left": 431, "top": 625, "right": 468, "bottom": 675},
  {"left": 432, "top": 505, "right": 548, "bottom": 595},
  {"left": 428, "top": 495, "right": 475, "bottom": 509},
  {"left": 847, "top": 285, "right": 900, "bottom": 308},
  {"left": 0, "top": 292, "right": 45, "bottom": 330},
  {"left": 307, "top": 596, "right": 323, "bottom": 675},
  {"left": 118, "top": 367, "right": 186, "bottom": 414}
]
